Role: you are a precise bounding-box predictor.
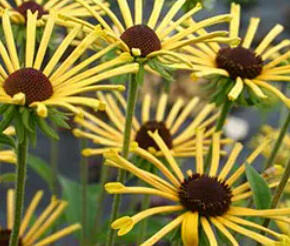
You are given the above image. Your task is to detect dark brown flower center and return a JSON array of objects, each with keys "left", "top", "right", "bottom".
[
  {"left": 0, "top": 229, "right": 22, "bottom": 246},
  {"left": 178, "top": 174, "right": 232, "bottom": 217},
  {"left": 216, "top": 46, "right": 263, "bottom": 79},
  {"left": 120, "top": 25, "right": 161, "bottom": 57},
  {"left": 4, "top": 68, "right": 53, "bottom": 105},
  {"left": 14, "top": 1, "right": 47, "bottom": 20},
  {"left": 135, "top": 121, "right": 172, "bottom": 150}
]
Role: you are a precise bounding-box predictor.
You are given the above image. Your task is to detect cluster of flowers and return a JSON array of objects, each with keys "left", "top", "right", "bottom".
[{"left": 0, "top": 0, "right": 289, "bottom": 245}]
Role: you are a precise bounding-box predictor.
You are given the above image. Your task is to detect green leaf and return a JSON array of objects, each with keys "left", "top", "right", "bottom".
[
  {"left": 21, "top": 108, "right": 34, "bottom": 132},
  {"left": 27, "top": 155, "right": 53, "bottom": 191},
  {"left": 59, "top": 175, "right": 101, "bottom": 243},
  {"left": 245, "top": 163, "right": 272, "bottom": 209},
  {"left": 0, "top": 173, "right": 16, "bottom": 183},
  {"left": 199, "top": 226, "right": 210, "bottom": 246},
  {"left": 48, "top": 111, "right": 70, "bottom": 130},
  {"left": 147, "top": 58, "right": 175, "bottom": 82},
  {"left": 14, "top": 111, "right": 25, "bottom": 144},
  {"left": 0, "top": 105, "right": 16, "bottom": 132},
  {"left": 0, "top": 133, "right": 15, "bottom": 148},
  {"left": 36, "top": 117, "right": 59, "bottom": 140},
  {"left": 0, "top": 104, "right": 10, "bottom": 115}
]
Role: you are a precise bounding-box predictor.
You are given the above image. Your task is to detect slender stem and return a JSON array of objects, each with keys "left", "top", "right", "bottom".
[
  {"left": 80, "top": 139, "right": 88, "bottom": 246},
  {"left": 106, "top": 68, "right": 142, "bottom": 246},
  {"left": 279, "top": 84, "right": 288, "bottom": 126},
  {"left": 137, "top": 195, "right": 151, "bottom": 244},
  {"left": 264, "top": 111, "right": 290, "bottom": 170},
  {"left": 258, "top": 158, "right": 290, "bottom": 244},
  {"left": 256, "top": 112, "right": 290, "bottom": 245},
  {"left": 215, "top": 100, "right": 233, "bottom": 131},
  {"left": 95, "top": 163, "right": 109, "bottom": 238},
  {"left": 270, "top": 158, "right": 290, "bottom": 209},
  {"left": 205, "top": 99, "right": 233, "bottom": 168},
  {"left": 9, "top": 132, "right": 29, "bottom": 246}
]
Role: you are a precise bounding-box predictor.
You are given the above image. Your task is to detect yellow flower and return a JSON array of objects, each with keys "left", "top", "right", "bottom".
[
  {"left": 73, "top": 92, "right": 232, "bottom": 157},
  {"left": 0, "top": 189, "right": 81, "bottom": 245},
  {"left": 189, "top": 3, "right": 290, "bottom": 107},
  {"left": 105, "top": 131, "right": 290, "bottom": 246},
  {"left": 252, "top": 125, "right": 290, "bottom": 166},
  {"left": 0, "top": 0, "right": 108, "bottom": 25},
  {"left": 0, "top": 11, "right": 138, "bottom": 117},
  {"left": 63, "top": 0, "right": 239, "bottom": 71}
]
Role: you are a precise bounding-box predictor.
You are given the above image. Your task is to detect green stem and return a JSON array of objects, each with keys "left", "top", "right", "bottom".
[
  {"left": 95, "top": 163, "right": 109, "bottom": 238},
  {"left": 106, "top": 67, "right": 142, "bottom": 246},
  {"left": 258, "top": 158, "right": 290, "bottom": 243},
  {"left": 9, "top": 132, "right": 29, "bottom": 246},
  {"left": 80, "top": 139, "right": 88, "bottom": 246},
  {"left": 264, "top": 111, "right": 290, "bottom": 170},
  {"left": 137, "top": 195, "right": 151, "bottom": 244},
  {"left": 205, "top": 99, "right": 233, "bottom": 168}
]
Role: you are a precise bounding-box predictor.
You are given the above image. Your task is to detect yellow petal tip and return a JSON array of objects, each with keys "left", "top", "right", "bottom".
[{"left": 105, "top": 182, "right": 125, "bottom": 193}]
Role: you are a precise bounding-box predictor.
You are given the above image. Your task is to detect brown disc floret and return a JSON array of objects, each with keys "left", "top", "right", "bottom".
[
  {"left": 216, "top": 46, "right": 263, "bottom": 79},
  {"left": 135, "top": 121, "right": 172, "bottom": 150},
  {"left": 4, "top": 68, "right": 53, "bottom": 105},
  {"left": 120, "top": 25, "right": 161, "bottom": 57},
  {"left": 178, "top": 174, "right": 232, "bottom": 217}
]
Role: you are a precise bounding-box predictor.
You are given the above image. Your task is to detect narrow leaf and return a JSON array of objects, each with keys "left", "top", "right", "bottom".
[
  {"left": 0, "top": 106, "right": 15, "bottom": 132},
  {"left": 27, "top": 155, "right": 53, "bottom": 191},
  {"left": 0, "top": 134, "right": 15, "bottom": 148},
  {"left": 245, "top": 163, "right": 272, "bottom": 209},
  {"left": 59, "top": 175, "right": 101, "bottom": 241},
  {"left": 14, "top": 111, "right": 25, "bottom": 143},
  {"left": 36, "top": 117, "right": 59, "bottom": 140},
  {"left": 0, "top": 173, "right": 16, "bottom": 183}
]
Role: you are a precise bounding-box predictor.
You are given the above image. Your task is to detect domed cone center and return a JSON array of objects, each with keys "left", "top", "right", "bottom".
[
  {"left": 0, "top": 229, "right": 22, "bottom": 246},
  {"left": 14, "top": 1, "right": 48, "bottom": 20},
  {"left": 120, "top": 25, "right": 161, "bottom": 57},
  {"left": 216, "top": 46, "right": 263, "bottom": 79},
  {"left": 4, "top": 68, "right": 53, "bottom": 105},
  {"left": 135, "top": 121, "right": 172, "bottom": 150},
  {"left": 178, "top": 174, "right": 232, "bottom": 217}
]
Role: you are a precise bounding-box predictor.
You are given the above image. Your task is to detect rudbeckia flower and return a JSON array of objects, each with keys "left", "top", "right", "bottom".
[
  {"left": 64, "top": 0, "right": 238, "bottom": 72},
  {"left": 0, "top": 189, "right": 81, "bottom": 245},
  {"left": 73, "top": 92, "right": 232, "bottom": 157},
  {"left": 0, "top": 0, "right": 108, "bottom": 25},
  {"left": 0, "top": 11, "right": 138, "bottom": 118},
  {"left": 189, "top": 3, "right": 290, "bottom": 107},
  {"left": 104, "top": 131, "right": 290, "bottom": 246}
]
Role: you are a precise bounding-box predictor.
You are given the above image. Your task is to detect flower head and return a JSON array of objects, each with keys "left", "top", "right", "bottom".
[
  {"left": 0, "top": 11, "right": 138, "bottom": 118},
  {"left": 0, "top": 189, "right": 80, "bottom": 245},
  {"left": 0, "top": 0, "right": 108, "bottom": 25},
  {"left": 73, "top": 92, "right": 232, "bottom": 157},
  {"left": 105, "top": 131, "right": 290, "bottom": 245},
  {"left": 64, "top": 0, "right": 239, "bottom": 74},
  {"left": 189, "top": 3, "right": 290, "bottom": 107}
]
